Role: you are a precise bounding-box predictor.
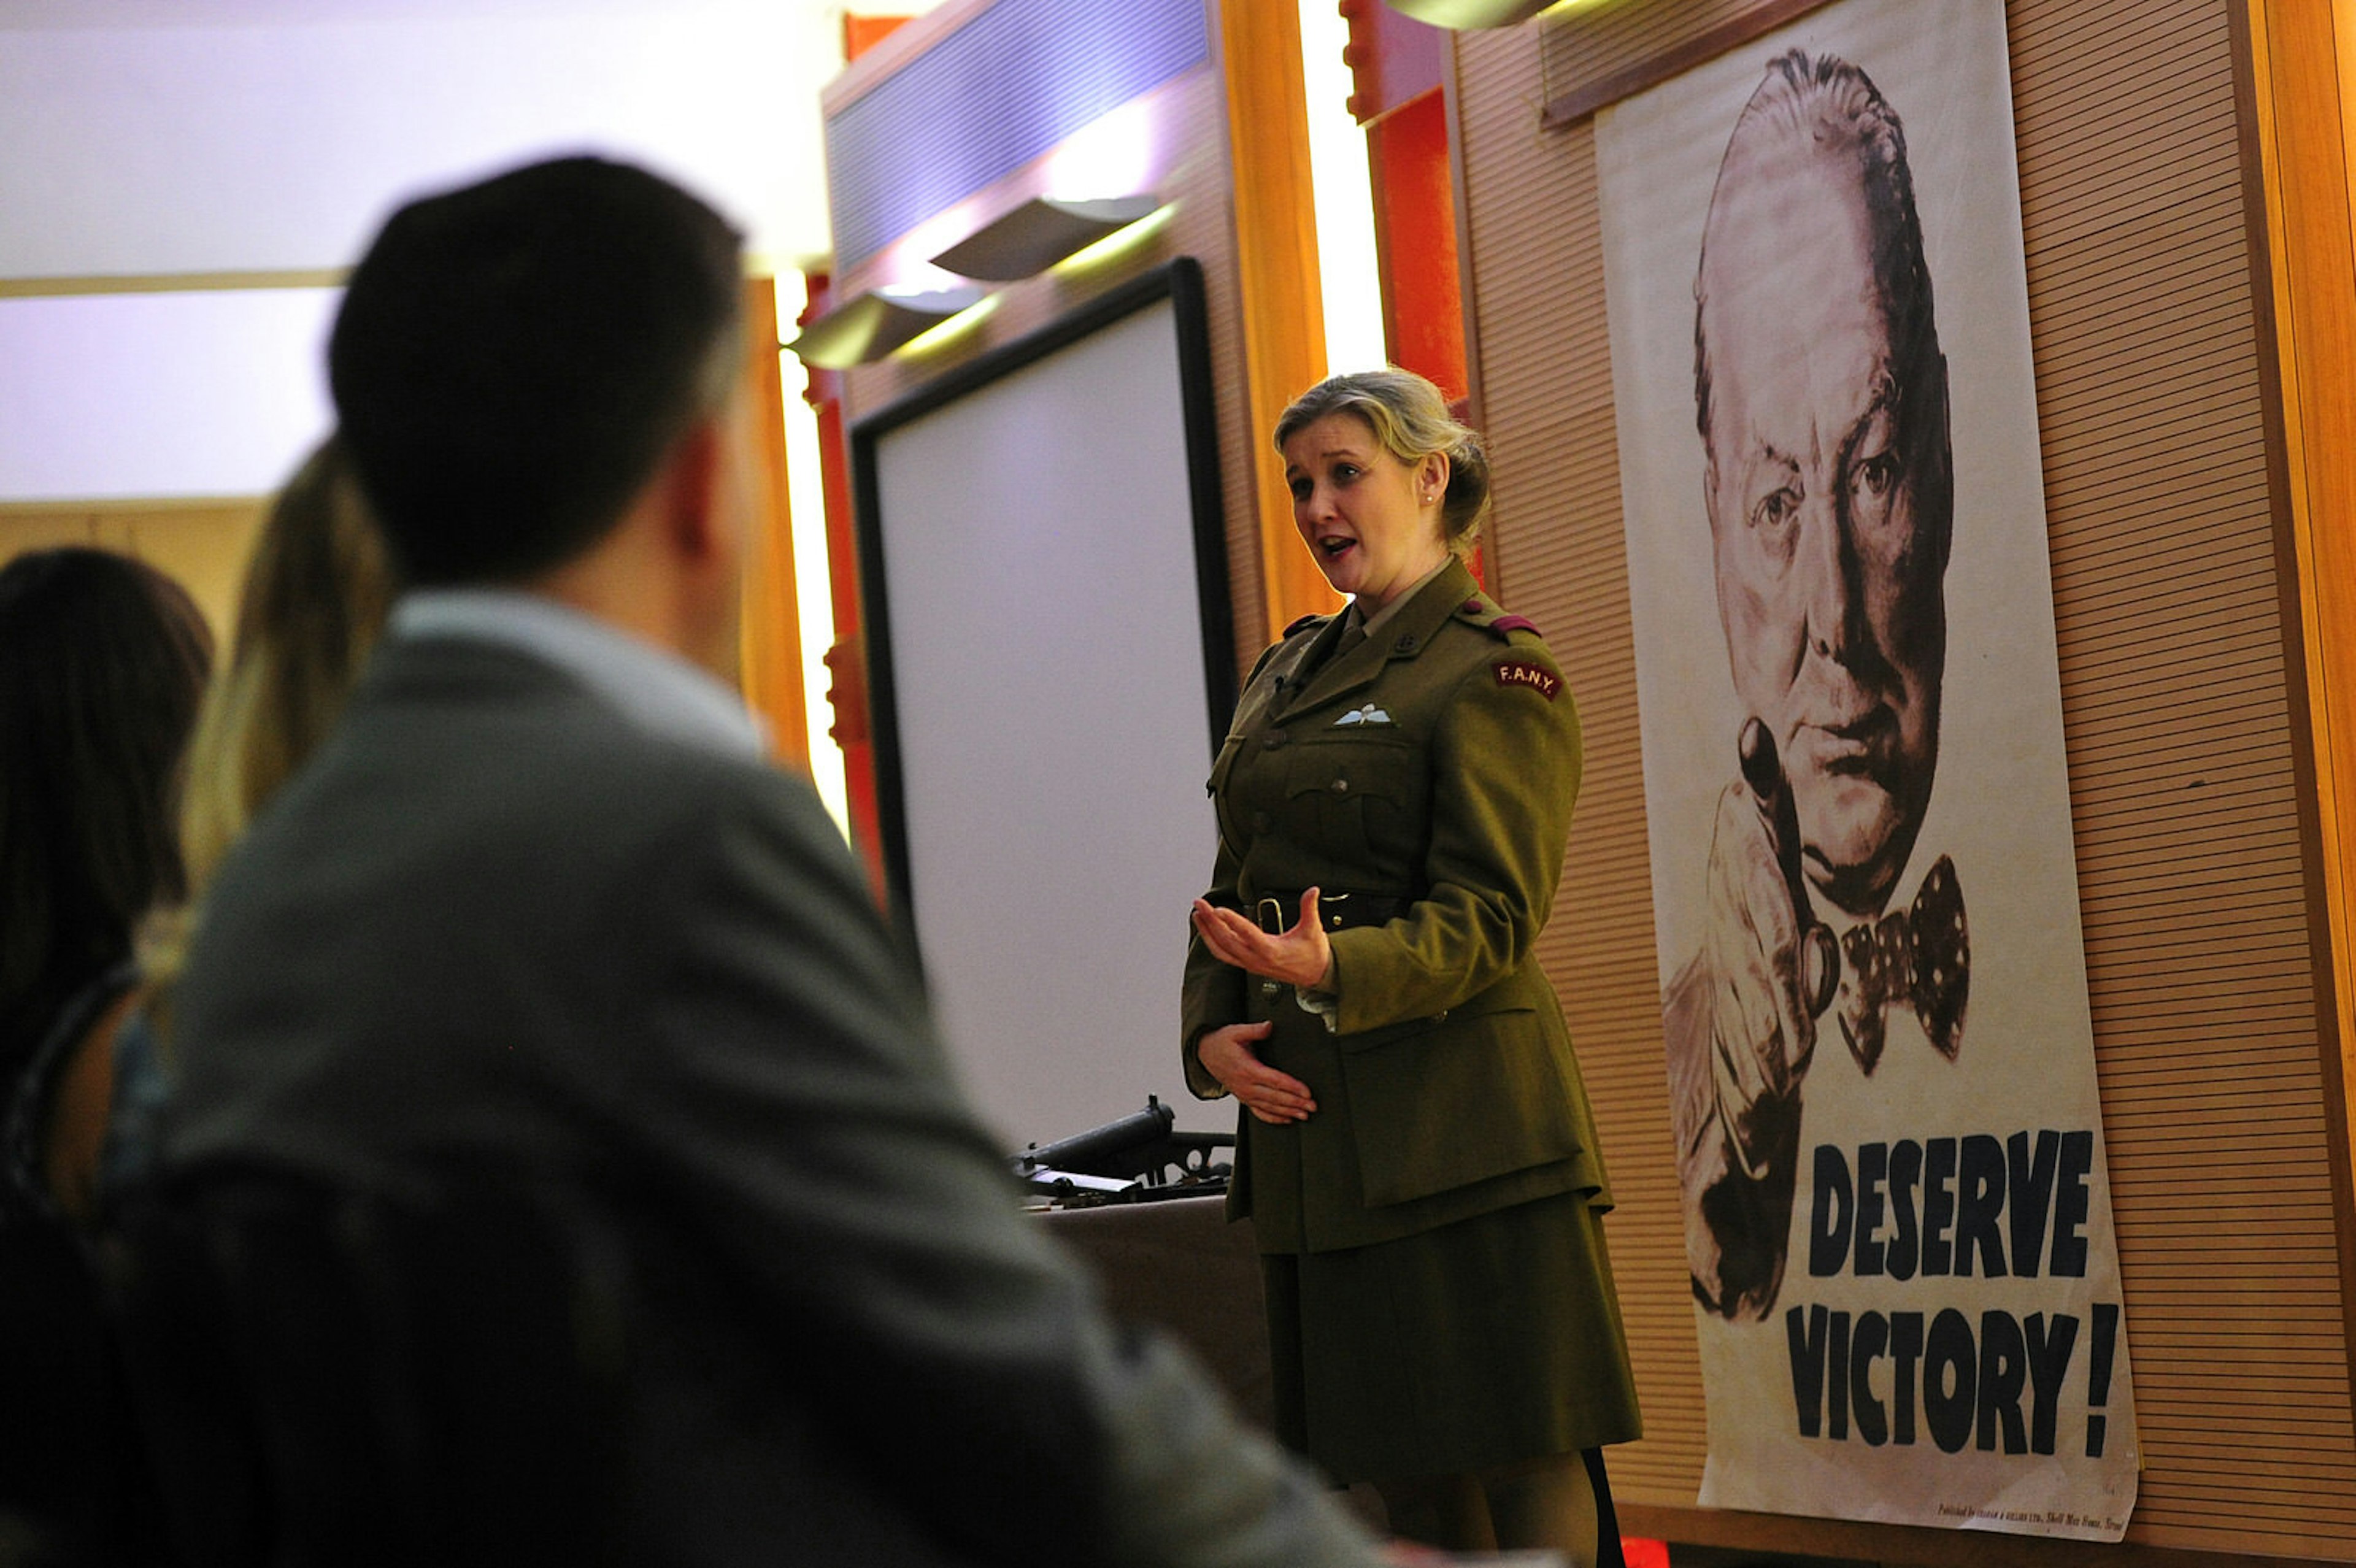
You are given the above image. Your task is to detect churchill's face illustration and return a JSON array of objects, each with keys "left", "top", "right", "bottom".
[{"left": 1699, "top": 134, "right": 1952, "bottom": 918}]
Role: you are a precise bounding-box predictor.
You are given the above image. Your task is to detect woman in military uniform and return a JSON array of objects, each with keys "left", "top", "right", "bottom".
[{"left": 1183, "top": 370, "right": 1640, "bottom": 1562}]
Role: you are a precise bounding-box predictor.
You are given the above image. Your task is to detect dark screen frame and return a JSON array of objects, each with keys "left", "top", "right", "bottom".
[{"left": 848, "top": 258, "right": 1234, "bottom": 918}]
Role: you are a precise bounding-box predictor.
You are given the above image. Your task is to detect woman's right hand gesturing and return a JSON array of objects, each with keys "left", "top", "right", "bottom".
[{"left": 1197, "top": 1021, "right": 1318, "bottom": 1124}]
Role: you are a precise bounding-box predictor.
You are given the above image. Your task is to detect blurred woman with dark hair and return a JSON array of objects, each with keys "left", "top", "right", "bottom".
[
  {"left": 0, "top": 544, "right": 210, "bottom": 1561},
  {"left": 0, "top": 547, "right": 212, "bottom": 1200}
]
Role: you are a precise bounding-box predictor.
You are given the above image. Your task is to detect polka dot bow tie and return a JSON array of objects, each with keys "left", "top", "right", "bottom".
[{"left": 1833, "top": 856, "right": 1969, "bottom": 1075}]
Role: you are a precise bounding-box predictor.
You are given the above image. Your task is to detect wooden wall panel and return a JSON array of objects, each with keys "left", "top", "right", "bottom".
[
  {"left": 1451, "top": 20, "right": 1706, "bottom": 1504},
  {"left": 1455, "top": 0, "right": 2356, "bottom": 1557},
  {"left": 2017, "top": 1, "right": 2354, "bottom": 1545},
  {"left": 1535, "top": 0, "right": 1833, "bottom": 125},
  {"left": 1216, "top": 0, "right": 1339, "bottom": 644},
  {"left": 736, "top": 275, "right": 812, "bottom": 772},
  {"left": 0, "top": 501, "right": 264, "bottom": 643},
  {"left": 2316, "top": 0, "right": 2356, "bottom": 1242}
]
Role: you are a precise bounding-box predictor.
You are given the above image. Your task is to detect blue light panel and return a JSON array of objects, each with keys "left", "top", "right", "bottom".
[{"left": 825, "top": 0, "right": 1210, "bottom": 274}]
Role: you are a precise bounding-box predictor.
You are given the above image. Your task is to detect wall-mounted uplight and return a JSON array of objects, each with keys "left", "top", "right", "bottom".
[
  {"left": 1384, "top": 0, "right": 1553, "bottom": 26},
  {"left": 895, "top": 291, "right": 1003, "bottom": 359},
  {"left": 787, "top": 285, "right": 990, "bottom": 368},
  {"left": 930, "top": 195, "right": 1164, "bottom": 282},
  {"left": 1050, "top": 200, "right": 1179, "bottom": 279}
]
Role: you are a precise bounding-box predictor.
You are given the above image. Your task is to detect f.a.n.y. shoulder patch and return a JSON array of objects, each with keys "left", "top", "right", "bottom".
[{"left": 1493, "top": 659, "right": 1561, "bottom": 701}]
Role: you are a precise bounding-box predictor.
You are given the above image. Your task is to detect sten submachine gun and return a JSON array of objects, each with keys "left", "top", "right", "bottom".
[{"left": 1011, "top": 1096, "right": 1234, "bottom": 1207}]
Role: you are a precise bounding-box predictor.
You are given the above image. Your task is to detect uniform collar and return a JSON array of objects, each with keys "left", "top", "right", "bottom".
[
  {"left": 1346, "top": 555, "right": 1457, "bottom": 642},
  {"left": 1281, "top": 557, "right": 1478, "bottom": 715}
]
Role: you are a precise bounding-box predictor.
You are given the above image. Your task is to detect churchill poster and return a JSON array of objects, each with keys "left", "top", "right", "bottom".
[{"left": 1594, "top": 0, "right": 2140, "bottom": 1539}]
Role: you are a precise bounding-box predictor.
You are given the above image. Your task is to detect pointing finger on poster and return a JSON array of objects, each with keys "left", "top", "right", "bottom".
[
  {"left": 1739, "top": 719, "right": 1841, "bottom": 1018},
  {"left": 1703, "top": 720, "right": 1836, "bottom": 1178}
]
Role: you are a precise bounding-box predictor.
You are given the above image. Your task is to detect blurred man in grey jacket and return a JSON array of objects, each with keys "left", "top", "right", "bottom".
[{"left": 163, "top": 155, "right": 1390, "bottom": 1568}]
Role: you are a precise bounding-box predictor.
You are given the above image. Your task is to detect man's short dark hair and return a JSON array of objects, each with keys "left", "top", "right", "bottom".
[{"left": 329, "top": 156, "right": 744, "bottom": 586}]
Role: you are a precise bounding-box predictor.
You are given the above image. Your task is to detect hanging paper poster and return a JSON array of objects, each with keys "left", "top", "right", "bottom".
[{"left": 1594, "top": 0, "right": 2139, "bottom": 1539}]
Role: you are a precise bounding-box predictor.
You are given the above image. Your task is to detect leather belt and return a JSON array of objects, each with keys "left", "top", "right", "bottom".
[{"left": 1252, "top": 890, "right": 1403, "bottom": 935}]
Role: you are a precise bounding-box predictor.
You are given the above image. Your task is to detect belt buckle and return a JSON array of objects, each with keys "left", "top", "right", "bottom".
[
  {"left": 1255, "top": 897, "right": 1285, "bottom": 996},
  {"left": 1258, "top": 891, "right": 1352, "bottom": 934}
]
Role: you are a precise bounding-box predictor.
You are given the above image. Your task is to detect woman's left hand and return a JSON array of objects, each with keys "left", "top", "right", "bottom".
[{"left": 1191, "top": 889, "right": 1333, "bottom": 990}]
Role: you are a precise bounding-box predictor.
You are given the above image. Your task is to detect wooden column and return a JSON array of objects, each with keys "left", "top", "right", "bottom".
[
  {"left": 1218, "top": 0, "right": 1342, "bottom": 641},
  {"left": 736, "top": 277, "right": 812, "bottom": 773},
  {"left": 2246, "top": 0, "right": 2356, "bottom": 1323}
]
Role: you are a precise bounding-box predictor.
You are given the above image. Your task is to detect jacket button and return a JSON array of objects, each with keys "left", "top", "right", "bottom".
[
  {"left": 1331, "top": 777, "right": 1350, "bottom": 794},
  {"left": 1394, "top": 633, "right": 1416, "bottom": 653}
]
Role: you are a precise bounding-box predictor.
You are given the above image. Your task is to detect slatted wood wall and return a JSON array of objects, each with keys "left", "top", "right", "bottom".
[
  {"left": 1449, "top": 74, "right": 1709, "bottom": 1486},
  {"left": 1456, "top": 0, "right": 2356, "bottom": 1558},
  {"left": 1534, "top": 0, "right": 1831, "bottom": 124}
]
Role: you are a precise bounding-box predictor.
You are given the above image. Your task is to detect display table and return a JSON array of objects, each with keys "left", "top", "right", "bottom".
[{"left": 1037, "top": 1195, "right": 1272, "bottom": 1432}]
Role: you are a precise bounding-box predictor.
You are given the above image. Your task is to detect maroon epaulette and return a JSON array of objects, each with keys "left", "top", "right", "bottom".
[
  {"left": 1282, "top": 612, "right": 1327, "bottom": 637},
  {"left": 1457, "top": 593, "right": 1541, "bottom": 640}
]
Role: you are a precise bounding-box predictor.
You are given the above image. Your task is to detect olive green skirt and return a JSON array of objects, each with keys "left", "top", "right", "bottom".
[{"left": 1258, "top": 1188, "right": 1642, "bottom": 1483}]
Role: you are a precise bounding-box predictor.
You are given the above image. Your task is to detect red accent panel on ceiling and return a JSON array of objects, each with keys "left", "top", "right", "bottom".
[
  {"left": 1338, "top": 0, "right": 1444, "bottom": 125},
  {"left": 1369, "top": 89, "right": 1467, "bottom": 404},
  {"left": 843, "top": 15, "right": 912, "bottom": 63}
]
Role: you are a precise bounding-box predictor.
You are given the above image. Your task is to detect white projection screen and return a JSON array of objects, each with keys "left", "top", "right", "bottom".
[{"left": 853, "top": 264, "right": 1235, "bottom": 1149}]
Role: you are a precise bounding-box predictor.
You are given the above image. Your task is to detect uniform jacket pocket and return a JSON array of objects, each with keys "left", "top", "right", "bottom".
[
  {"left": 1341, "top": 1002, "right": 1582, "bottom": 1209},
  {"left": 1283, "top": 731, "right": 1415, "bottom": 866}
]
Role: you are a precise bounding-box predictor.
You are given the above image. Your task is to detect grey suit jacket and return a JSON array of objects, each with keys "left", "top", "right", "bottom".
[{"left": 162, "top": 634, "right": 1381, "bottom": 1568}]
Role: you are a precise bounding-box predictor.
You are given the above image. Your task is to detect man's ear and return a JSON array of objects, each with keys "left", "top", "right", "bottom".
[{"left": 657, "top": 416, "right": 728, "bottom": 566}]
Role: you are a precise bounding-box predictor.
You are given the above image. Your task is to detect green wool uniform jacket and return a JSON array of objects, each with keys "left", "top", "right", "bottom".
[{"left": 1182, "top": 559, "right": 1614, "bottom": 1254}]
